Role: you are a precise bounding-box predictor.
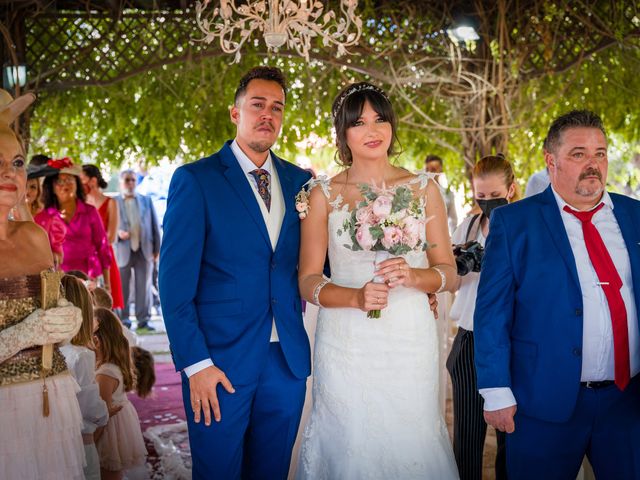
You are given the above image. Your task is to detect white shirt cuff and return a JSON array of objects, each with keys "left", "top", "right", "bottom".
[
  {"left": 183, "top": 359, "right": 214, "bottom": 378},
  {"left": 479, "top": 387, "right": 517, "bottom": 411}
]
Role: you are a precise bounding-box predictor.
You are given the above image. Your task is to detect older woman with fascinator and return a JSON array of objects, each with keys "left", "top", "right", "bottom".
[
  {"left": 35, "top": 158, "right": 112, "bottom": 288},
  {"left": 0, "top": 89, "right": 85, "bottom": 478}
]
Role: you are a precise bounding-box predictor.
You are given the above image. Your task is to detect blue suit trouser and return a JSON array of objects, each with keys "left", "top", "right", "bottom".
[
  {"left": 506, "top": 375, "right": 640, "bottom": 479},
  {"left": 182, "top": 343, "right": 307, "bottom": 480}
]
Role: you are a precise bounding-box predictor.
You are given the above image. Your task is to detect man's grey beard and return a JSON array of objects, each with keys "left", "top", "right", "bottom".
[
  {"left": 575, "top": 182, "right": 604, "bottom": 198},
  {"left": 248, "top": 140, "right": 273, "bottom": 153}
]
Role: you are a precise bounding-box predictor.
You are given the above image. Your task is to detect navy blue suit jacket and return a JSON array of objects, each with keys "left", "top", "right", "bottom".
[
  {"left": 474, "top": 186, "right": 640, "bottom": 422},
  {"left": 159, "top": 141, "right": 312, "bottom": 384}
]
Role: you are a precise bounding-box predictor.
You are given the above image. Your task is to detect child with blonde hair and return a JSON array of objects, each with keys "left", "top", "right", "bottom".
[
  {"left": 93, "top": 307, "right": 147, "bottom": 480},
  {"left": 59, "top": 275, "right": 110, "bottom": 480}
]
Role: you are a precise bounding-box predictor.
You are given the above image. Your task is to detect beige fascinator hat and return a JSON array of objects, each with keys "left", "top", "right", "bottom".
[{"left": 0, "top": 89, "right": 36, "bottom": 129}]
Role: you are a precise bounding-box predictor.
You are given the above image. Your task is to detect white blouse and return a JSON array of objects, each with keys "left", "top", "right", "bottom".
[{"left": 60, "top": 344, "right": 109, "bottom": 434}]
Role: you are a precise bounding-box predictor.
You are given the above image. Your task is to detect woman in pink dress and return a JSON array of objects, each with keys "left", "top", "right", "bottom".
[
  {"left": 35, "top": 159, "right": 112, "bottom": 287},
  {"left": 81, "top": 164, "right": 124, "bottom": 310}
]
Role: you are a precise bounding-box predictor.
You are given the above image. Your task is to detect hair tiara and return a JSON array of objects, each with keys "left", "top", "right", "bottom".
[{"left": 332, "top": 82, "right": 391, "bottom": 119}]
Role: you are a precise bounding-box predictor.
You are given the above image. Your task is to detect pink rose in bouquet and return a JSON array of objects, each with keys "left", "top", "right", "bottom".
[
  {"left": 372, "top": 195, "right": 393, "bottom": 219},
  {"left": 402, "top": 215, "right": 424, "bottom": 249},
  {"left": 356, "top": 224, "right": 376, "bottom": 251},
  {"left": 381, "top": 226, "right": 403, "bottom": 249},
  {"left": 355, "top": 205, "right": 376, "bottom": 225}
]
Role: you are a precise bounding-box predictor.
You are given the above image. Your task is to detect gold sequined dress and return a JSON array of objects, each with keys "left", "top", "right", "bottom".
[{"left": 0, "top": 274, "right": 85, "bottom": 479}]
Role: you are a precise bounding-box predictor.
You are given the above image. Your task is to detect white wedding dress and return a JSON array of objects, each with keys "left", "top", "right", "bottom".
[{"left": 296, "top": 177, "right": 459, "bottom": 480}]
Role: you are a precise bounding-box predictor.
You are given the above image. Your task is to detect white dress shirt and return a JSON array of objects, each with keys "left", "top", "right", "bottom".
[
  {"left": 481, "top": 188, "right": 640, "bottom": 411},
  {"left": 184, "top": 141, "right": 285, "bottom": 378}
]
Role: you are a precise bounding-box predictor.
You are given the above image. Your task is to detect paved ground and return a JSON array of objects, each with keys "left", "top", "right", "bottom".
[{"left": 127, "top": 310, "right": 172, "bottom": 363}]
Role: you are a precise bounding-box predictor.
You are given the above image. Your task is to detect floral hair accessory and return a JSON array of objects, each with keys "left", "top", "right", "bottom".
[
  {"left": 332, "top": 82, "right": 391, "bottom": 120},
  {"left": 47, "top": 157, "right": 73, "bottom": 169}
]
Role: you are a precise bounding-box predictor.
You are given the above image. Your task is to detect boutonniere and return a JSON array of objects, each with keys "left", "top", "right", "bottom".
[{"left": 295, "top": 189, "right": 310, "bottom": 219}]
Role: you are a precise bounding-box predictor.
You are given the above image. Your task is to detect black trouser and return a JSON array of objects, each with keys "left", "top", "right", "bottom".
[{"left": 446, "top": 327, "right": 507, "bottom": 480}]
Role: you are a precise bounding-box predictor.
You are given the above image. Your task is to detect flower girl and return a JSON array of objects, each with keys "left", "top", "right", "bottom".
[
  {"left": 59, "top": 275, "right": 109, "bottom": 480},
  {"left": 93, "top": 307, "right": 147, "bottom": 480}
]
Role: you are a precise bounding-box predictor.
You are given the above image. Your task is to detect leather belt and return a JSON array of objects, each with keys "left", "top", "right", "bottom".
[{"left": 580, "top": 380, "right": 615, "bottom": 389}]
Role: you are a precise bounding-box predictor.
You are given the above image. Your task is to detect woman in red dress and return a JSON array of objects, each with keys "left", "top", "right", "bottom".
[{"left": 81, "top": 164, "right": 124, "bottom": 311}]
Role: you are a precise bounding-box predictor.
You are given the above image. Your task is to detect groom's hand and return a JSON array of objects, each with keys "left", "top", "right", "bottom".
[
  {"left": 189, "top": 365, "right": 235, "bottom": 426},
  {"left": 484, "top": 405, "right": 517, "bottom": 433}
]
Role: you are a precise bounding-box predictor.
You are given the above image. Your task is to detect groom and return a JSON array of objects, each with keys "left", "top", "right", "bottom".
[
  {"left": 159, "top": 66, "right": 312, "bottom": 479},
  {"left": 474, "top": 110, "right": 640, "bottom": 479}
]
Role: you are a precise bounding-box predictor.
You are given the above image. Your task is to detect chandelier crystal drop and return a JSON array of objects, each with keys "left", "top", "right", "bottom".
[{"left": 195, "top": 0, "right": 363, "bottom": 63}]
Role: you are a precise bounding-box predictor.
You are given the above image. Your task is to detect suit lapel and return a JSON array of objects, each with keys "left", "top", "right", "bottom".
[
  {"left": 117, "top": 196, "right": 129, "bottom": 230},
  {"left": 272, "top": 155, "right": 295, "bottom": 252},
  {"left": 538, "top": 186, "right": 581, "bottom": 292},
  {"left": 219, "top": 142, "right": 272, "bottom": 248}
]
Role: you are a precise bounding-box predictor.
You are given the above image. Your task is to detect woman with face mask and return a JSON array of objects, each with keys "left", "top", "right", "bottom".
[{"left": 446, "top": 154, "right": 519, "bottom": 480}]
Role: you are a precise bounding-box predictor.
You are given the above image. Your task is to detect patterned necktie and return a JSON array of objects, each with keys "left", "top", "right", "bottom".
[
  {"left": 564, "top": 203, "right": 630, "bottom": 390},
  {"left": 249, "top": 168, "right": 271, "bottom": 211}
]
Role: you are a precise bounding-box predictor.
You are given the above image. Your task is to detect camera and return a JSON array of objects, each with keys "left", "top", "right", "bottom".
[{"left": 453, "top": 241, "right": 484, "bottom": 276}]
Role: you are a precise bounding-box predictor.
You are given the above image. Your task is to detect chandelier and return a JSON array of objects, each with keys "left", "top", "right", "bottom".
[{"left": 195, "top": 0, "right": 363, "bottom": 63}]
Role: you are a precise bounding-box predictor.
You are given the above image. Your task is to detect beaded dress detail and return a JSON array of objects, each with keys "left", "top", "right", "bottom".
[{"left": 0, "top": 274, "right": 85, "bottom": 479}]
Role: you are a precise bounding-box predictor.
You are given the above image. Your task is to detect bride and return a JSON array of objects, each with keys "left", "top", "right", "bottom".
[{"left": 296, "top": 82, "right": 459, "bottom": 479}]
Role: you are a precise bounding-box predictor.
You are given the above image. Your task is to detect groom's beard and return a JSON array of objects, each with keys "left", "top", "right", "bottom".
[{"left": 248, "top": 140, "right": 274, "bottom": 153}]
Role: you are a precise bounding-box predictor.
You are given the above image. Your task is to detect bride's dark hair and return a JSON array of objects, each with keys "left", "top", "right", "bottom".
[{"left": 331, "top": 82, "right": 400, "bottom": 167}]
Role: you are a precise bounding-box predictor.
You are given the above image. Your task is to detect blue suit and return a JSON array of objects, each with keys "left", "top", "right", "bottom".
[
  {"left": 474, "top": 186, "right": 640, "bottom": 479},
  {"left": 159, "top": 141, "right": 312, "bottom": 479}
]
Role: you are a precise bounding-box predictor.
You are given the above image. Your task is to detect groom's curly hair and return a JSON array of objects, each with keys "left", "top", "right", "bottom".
[{"left": 234, "top": 66, "right": 287, "bottom": 105}]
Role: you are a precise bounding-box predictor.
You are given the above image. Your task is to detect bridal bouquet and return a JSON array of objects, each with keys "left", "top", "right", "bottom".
[{"left": 338, "top": 183, "right": 429, "bottom": 318}]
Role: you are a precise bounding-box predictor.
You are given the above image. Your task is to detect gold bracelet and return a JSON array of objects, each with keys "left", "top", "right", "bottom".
[
  {"left": 432, "top": 266, "right": 447, "bottom": 293},
  {"left": 313, "top": 279, "right": 330, "bottom": 307}
]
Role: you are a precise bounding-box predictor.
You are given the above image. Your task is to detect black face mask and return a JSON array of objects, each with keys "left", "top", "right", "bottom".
[{"left": 476, "top": 198, "right": 508, "bottom": 218}]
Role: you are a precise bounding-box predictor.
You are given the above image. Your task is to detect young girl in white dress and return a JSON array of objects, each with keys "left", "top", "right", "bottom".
[
  {"left": 59, "top": 275, "right": 110, "bottom": 480},
  {"left": 94, "top": 307, "right": 147, "bottom": 480},
  {"left": 297, "top": 82, "right": 459, "bottom": 479}
]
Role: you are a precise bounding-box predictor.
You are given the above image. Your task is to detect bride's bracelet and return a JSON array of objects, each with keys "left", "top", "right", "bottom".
[
  {"left": 431, "top": 266, "right": 447, "bottom": 294},
  {"left": 313, "top": 279, "right": 330, "bottom": 307}
]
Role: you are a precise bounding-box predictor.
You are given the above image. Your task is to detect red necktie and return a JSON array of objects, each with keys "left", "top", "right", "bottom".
[{"left": 564, "top": 203, "right": 630, "bottom": 390}]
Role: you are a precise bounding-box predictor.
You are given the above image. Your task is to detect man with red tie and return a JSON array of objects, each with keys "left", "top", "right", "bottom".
[{"left": 474, "top": 110, "right": 640, "bottom": 479}]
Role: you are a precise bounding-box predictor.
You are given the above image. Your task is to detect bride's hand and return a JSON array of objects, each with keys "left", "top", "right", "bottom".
[
  {"left": 375, "top": 258, "right": 415, "bottom": 289},
  {"left": 357, "top": 282, "right": 389, "bottom": 312}
]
